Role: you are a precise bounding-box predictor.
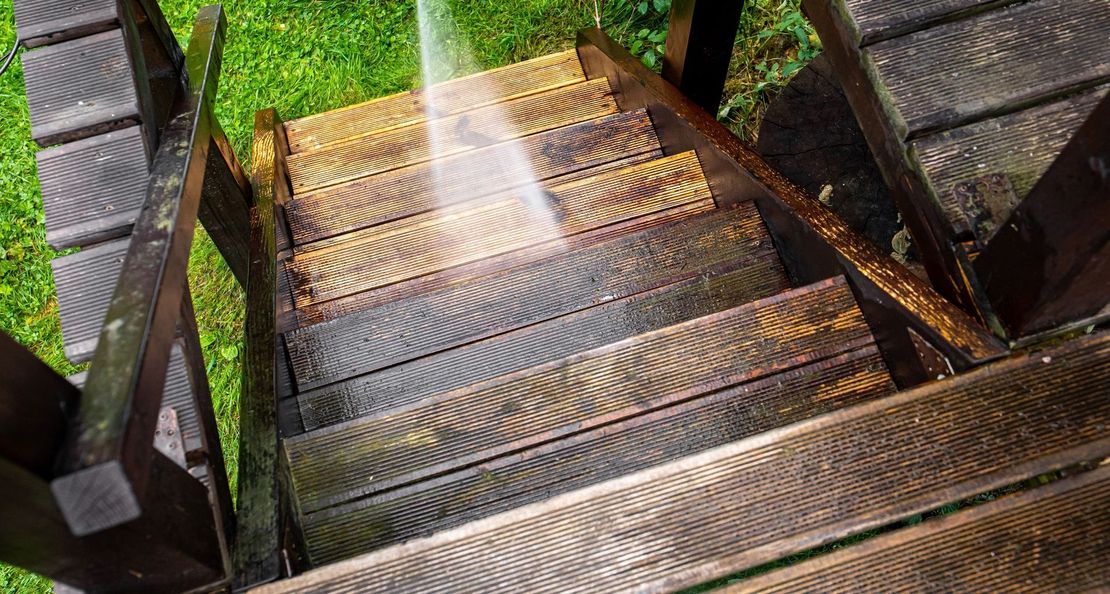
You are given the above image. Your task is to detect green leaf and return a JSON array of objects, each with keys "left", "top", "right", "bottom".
[
  {"left": 648, "top": 30, "right": 667, "bottom": 43},
  {"left": 643, "top": 48, "right": 657, "bottom": 67},
  {"left": 638, "top": 1, "right": 649, "bottom": 15},
  {"left": 220, "top": 344, "right": 239, "bottom": 361},
  {"left": 653, "top": 0, "right": 668, "bottom": 12}
]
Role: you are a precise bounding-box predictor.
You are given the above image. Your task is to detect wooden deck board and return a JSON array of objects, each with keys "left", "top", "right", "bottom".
[
  {"left": 288, "top": 254, "right": 789, "bottom": 433},
  {"left": 37, "top": 126, "right": 150, "bottom": 250},
  {"left": 867, "top": 0, "right": 1110, "bottom": 137},
  {"left": 255, "top": 331, "right": 1110, "bottom": 594},
  {"left": 301, "top": 348, "right": 894, "bottom": 563},
  {"left": 284, "top": 204, "right": 761, "bottom": 391},
  {"left": 52, "top": 237, "right": 128, "bottom": 364},
  {"left": 731, "top": 466, "right": 1110, "bottom": 592},
  {"left": 285, "top": 277, "right": 873, "bottom": 513},
  {"left": 21, "top": 29, "right": 141, "bottom": 146},
  {"left": 284, "top": 50, "right": 585, "bottom": 152},
  {"left": 841, "top": 0, "right": 1022, "bottom": 45},
  {"left": 13, "top": 0, "right": 117, "bottom": 47},
  {"left": 285, "top": 151, "right": 714, "bottom": 308},
  {"left": 284, "top": 78, "right": 618, "bottom": 193},
  {"left": 286, "top": 110, "right": 661, "bottom": 245}
]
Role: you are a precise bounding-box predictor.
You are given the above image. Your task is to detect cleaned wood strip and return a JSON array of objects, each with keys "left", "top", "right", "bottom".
[
  {"left": 37, "top": 126, "right": 149, "bottom": 250},
  {"left": 288, "top": 201, "right": 711, "bottom": 327},
  {"left": 731, "top": 466, "right": 1110, "bottom": 593},
  {"left": 285, "top": 78, "right": 617, "bottom": 193},
  {"left": 286, "top": 151, "right": 713, "bottom": 308},
  {"left": 285, "top": 277, "right": 872, "bottom": 512},
  {"left": 293, "top": 255, "right": 789, "bottom": 433},
  {"left": 285, "top": 50, "right": 585, "bottom": 152},
  {"left": 52, "top": 237, "right": 129, "bottom": 364},
  {"left": 914, "top": 85, "right": 1109, "bottom": 238},
  {"left": 868, "top": 0, "right": 1110, "bottom": 137},
  {"left": 285, "top": 203, "right": 762, "bottom": 390},
  {"left": 21, "top": 29, "right": 141, "bottom": 146},
  {"left": 257, "top": 332, "right": 1110, "bottom": 594},
  {"left": 841, "top": 0, "right": 1022, "bottom": 45},
  {"left": 287, "top": 110, "right": 661, "bottom": 245},
  {"left": 302, "top": 348, "right": 894, "bottom": 562}
]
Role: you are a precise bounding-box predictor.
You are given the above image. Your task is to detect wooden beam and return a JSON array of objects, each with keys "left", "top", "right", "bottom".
[
  {"left": 662, "top": 0, "right": 745, "bottom": 115},
  {"left": 50, "top": 5, "right": 226, "bottom": 537},
  {"left": 0, "top": 332, "right": 77, "bottom": 478},
  {"left": 974, "top": 92, "right": 1110, "bottom": 337}
]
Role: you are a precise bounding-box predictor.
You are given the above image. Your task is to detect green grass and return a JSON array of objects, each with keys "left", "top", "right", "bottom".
[{"left": 0, "top": 1, "right": 812, "bottom": 591}]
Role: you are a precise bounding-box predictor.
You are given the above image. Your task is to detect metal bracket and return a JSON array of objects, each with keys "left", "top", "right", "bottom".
[
  {"left": 907, "top": 327, "right": 954, "bottom": 381},
  {"left": 154, "top": 406, "right": 188, "bottom": 469}
]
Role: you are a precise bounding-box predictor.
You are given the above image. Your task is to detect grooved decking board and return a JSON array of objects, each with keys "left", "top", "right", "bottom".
[
  {"left": 292, "top": 256, "right": 790, "bottom": 433},
  {"left": 13, "top": 0, "right": 117, "bottom": 47},
  {"left": 732, "top": 466, "right": 1110, "bottom": 593},
  {"left": 286, "top": 277, "right": 873, "bottom": 512},
  {"left": 256, "top": 332, "right": 1110, "bottom": 594},
  {"left": 867, "top": 0, "right": 1110, "bottom": 137},
  {"left": 69, "top": 344, "right": 202, "bottom": 452},
  {"left": 285, "top": 50, "right": 585, "bottom": 153},
  {"left": 289, "top": 202, "right": 710, "bottom": 327},
  {"left": 52, "top": 237, "right": 128, "bottom": 364},
  {"left": 287, "top": 110, "right": 662, "bottom": 245},
  {"left": 285, "top": 203, "right": 763, "bottom": 391},
  {"left": 21, "top": 29, "right": 141, "bottom": 146},
  {"left": 37, "top": 126, "right": 150, "bottom": 250},
  {"left": 285, "top": 78, "right": 618, "bottom": 193},
  {"left": 841, "top": 0, "right": 1021, "bottom": 45},
  {"left": 286, "top": 151, "right": 714, "bottom": 308},
  {"left": 301, "top": 349, "right": 895, "bottom": 562},
  {"left": 914, "top": 85, "right": 1109, "bottom": 238}
]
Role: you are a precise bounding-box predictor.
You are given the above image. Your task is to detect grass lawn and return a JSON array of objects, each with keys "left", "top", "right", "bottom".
[{"left": 0, "top": 1, "right": 813, "bottom": 590}]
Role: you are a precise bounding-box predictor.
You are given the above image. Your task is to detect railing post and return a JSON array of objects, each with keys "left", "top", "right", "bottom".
[{"left": 662, "top": 0, "right": 745, "bottom": 115}]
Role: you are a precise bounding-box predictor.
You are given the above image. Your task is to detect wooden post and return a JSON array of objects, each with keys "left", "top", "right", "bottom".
[
  {"left": 973, "top": 92, "right": 1110, "bottom": 338},
  {"left": 662, "top": 0, "right": 745, "bottom": 115}
]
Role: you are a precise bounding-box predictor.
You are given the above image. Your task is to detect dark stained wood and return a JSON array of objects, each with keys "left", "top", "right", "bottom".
[
  {"left": 256, "top": 331, "right": 1110, "bottom": 594},
  {"left": 198, "top": 130, "right": 253, "bottom": 287},
  {"left": 301, "top": 348, "right": 894, "bottom": 563},
  {"left": 52, "top": 237, "right": 130, "bottom": 364},
  {"left": 576, "top": 27, "right": 1007, "bottom": 387},
  {"left": 116, "top": 0, "right": 164, "bottom": 156},
  {"left": 840, "top": 0, "right": 1024, "bottom": 46},
  {"left": 0, "top": 332, "right": 77, "bottom": 477},
  {"left": 234, "top": 108, "right": 283, "bottom": 590},
  {"left": 730, "top": 465, "right": 1110, "bottom": 592},
  {"left": 974, "top": 92, "right": 1110, "bottom": 337},
  {"left": 13, "top": 0, "right": 118, "bottom": 48},
  {"left": 285, "top": 278, "right": 873, "bottom": 513},
  {"left": 51, "top": 5, "right": 227, "bottom": 537},
  {"left": 661, "top": 0, "right": 745, "bottom": 115}
]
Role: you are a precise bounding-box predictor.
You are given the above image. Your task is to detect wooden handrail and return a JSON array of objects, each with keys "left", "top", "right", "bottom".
[
  {"left": 51, "top": 4, "right": 230, "bottom": 538},
  {"left": 0, "top": 332, "right": 78, "bottom": 477}
]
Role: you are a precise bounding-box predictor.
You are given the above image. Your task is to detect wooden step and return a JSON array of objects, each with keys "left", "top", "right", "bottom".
[
  {"left": 300, "top": 348, "right": 894, "bottom": 563},
  {"left": 284, "top": 203, "right": 765, "bottom": 391},
  {"left": 732, "top": 465, "right": 1110, "bottom": 592},
  {"left": 37, "top": 125, "right": 150, "bottom": 250},
  {"left": 285, "top": 150, "right": 715, "bottom": 309},
  {"left": 287, "top": 256, "right": 790, "bottom": 434},
  {"left": 285, "top": 277, "right": 874, "bottom": 513},
  {"left": 286, "top": 109, "right": 662, "bottom": 245},
  {"left": 52, "top": 237, "right": 128, "bottom": 364},
  {"left": 286, "top": 202, "right": 714, "bottom": 328},
  {"left": 13, "top": 0, "right": 117, "bottom": 47},
  {"left": 21, "top": 29, "right": 141, "bottom": 146},
  {"left": 842, "top": 0, "right": 1023, "bottom": 45},
  {"left": 867, "top": 0, "right": 1110, "bottom": 137},
  {"left": 255, "top": 331, "right": 1110, "bottom": 594},
  {"left": 284, "top": 50, "right": 586, "bottom": 153},
  {"left": 285, "top": 78, "right": 618, "bottom": 193},
  {"left": 915, "top": 84, "right": 1108, "bottom": 239}
]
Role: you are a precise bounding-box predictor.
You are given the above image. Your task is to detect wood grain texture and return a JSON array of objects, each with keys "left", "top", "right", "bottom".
[
  {"left": 300, "top": 349, "right": 894, "bottom": 563},
  {"left": 21, "top": 29, "right": 141, "bottom": 146},
  {"left": 52, "top": 237, "right": 129, "bottom": 364},
  {"left": 289, "top": 254, "right": 789, "bottom": 433},
  {"left": 840, "top": 0, "right": 1023, "bottom": 45},
  {"left": 285, "top": 204, "right": 757, "bottom": 391},
  {"left": 285, "top": 78, "right": 618, "bottom": 193},
  {"left": 285, "top": 277, "right": 873, "bottom": 513},
  {"left": 914, "top": 84, "right": 1108, "bottom": 239},
  {"left": 13, "top": 0, "right": 117, "bottom": 47},
  {"left": 255, "top": 331, "right": 1110, "bottom": 594},
  {"left": 286, "top": 110, "right": 661, "bottom": 245},
  {"left": 867, "top": 0, "right": 1110, "bottom": 137},
  {"left": 36, "top": 126, "right": 150, "bottom": 250},
  {"left": 284, "top": 50, "right": 585, "bottom": 152},
  {"left": 285, "top": 151, "right": 714, "bottom": 308},
  {"left": 730, "top": 466, "right": 1110, "bottom": 592}
]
